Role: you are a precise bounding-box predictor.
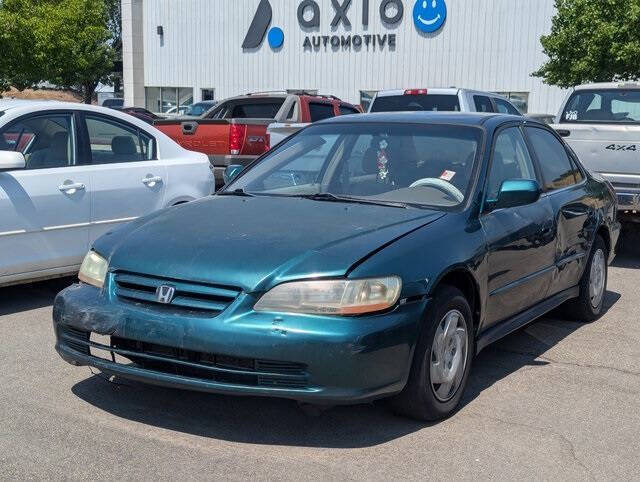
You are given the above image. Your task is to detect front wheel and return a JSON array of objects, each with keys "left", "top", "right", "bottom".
[
  {"left": 388, "top": 285, "right": 474, "bottom": 421},
  {"left": 565, "top": 235, "right": 608, "bottom": 323}
]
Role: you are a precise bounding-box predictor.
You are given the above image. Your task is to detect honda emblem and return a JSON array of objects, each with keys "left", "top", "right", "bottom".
[{"left": 156, "top": 285, "right": 176, "bottom": 304}]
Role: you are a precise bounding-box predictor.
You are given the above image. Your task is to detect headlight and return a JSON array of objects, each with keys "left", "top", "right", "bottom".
[
  {"left": 254, "top": 277, "right": 402, "bottom": 315},
  {"left": 78, "top": 251, "right": 108, "bottom": 288}
]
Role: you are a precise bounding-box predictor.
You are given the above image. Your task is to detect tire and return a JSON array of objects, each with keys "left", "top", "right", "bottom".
[
  {"left": 564, "top": 235, "right": 608, "bottom": 323},
  {"left": 388, "top": 285, "right": 474, "bottom": 421}
]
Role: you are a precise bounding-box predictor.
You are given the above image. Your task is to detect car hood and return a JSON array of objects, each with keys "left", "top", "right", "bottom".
[{"left": 95, "top": 196, "right": 445, "bottom": 292}]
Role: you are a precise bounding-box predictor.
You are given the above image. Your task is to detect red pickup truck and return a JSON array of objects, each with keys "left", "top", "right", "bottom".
[{"left": 154, "top": 92, "right": 361, "bottom": 188}]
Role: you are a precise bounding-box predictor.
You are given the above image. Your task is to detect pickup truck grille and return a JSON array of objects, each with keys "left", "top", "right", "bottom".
[{"left": 113, "top": 272, "right": 241, "bottom": 315}]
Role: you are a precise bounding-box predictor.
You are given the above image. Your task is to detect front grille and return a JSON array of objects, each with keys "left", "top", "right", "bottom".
[
  {"left": 113, "top": 271, "right": 241, "bottom": 315},
  {"left": 58, "top": 326, "right": 309, "bottom": 389}
]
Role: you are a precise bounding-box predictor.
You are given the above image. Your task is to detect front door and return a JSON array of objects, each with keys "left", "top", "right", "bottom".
[
  {"left": 79, "top": 113, "right": 167, "bottom": 243},
  {"left": 0, "top": 112, "right": 91, "bottom": 282},
  {"left": 480, "top": 126, "right": 556, "bottom": 327}
]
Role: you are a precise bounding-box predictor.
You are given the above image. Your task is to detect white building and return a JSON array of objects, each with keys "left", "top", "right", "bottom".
[{"left": 122, "top": 0, "right": 566, "bottom": 114}]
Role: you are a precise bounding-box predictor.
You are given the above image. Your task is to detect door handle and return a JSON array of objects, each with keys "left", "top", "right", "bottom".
[
  {"left": 142, "top": 176, "right": 163, "bottom": 187},
  {"left": 58, "top": 182, "right": 85, "bottom": 194}
]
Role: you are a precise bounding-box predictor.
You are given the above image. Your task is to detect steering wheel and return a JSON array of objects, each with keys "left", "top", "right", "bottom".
[{"left": 409, "top": 178, "right": 465, "bottom": 203}]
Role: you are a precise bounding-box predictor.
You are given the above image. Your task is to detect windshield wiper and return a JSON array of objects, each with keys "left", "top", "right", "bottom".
[
  {"left": 299, "top": 193, "right": 407, "bottom": 209},
  {"left": 217, "top": 189, "right": 255, "bottom": 197}
]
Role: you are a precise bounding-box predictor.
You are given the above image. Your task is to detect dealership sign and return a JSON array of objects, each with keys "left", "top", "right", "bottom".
[{"left": 242, "top": 0, "right": 447, "bottom": 51}]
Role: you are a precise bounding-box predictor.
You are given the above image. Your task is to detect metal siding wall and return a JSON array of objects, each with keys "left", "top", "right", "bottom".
[{"left": 142, "top": 0, "right": 567, "bottom": 113}]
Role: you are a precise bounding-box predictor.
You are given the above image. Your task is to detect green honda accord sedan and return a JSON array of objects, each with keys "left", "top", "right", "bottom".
[{"left": 53, "top": 112, "right": 620, "bottom": 420}]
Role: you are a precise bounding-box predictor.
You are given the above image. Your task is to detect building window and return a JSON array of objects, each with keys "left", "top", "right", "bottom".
[
  {"left": 494, "top": 92, "right": 529, "bottom": 113},
  {"left": 201, "top": 88, "right": 215, "bottom": 101},
  {"left": 145, "top": 87, "right": 193, "bottom": 114}
]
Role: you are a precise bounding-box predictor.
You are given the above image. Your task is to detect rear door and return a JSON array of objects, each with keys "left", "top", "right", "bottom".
[
  {"left": 524, "top": 126, "right": 595, "bottom": 295},
  {"left": 78, "top": 112, "right": 167, "bottom": 243},
  {"left": 0, "top": 111, "right": 91, "bottom": 280},
  {"left": 480, "top": 125, "right": 555, "bottom": 327}
]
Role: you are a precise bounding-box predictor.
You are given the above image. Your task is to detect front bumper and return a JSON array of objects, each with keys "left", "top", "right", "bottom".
[
  {"left": 53, "top": 283, "right": 427, "bottom": 404},
  {"left": 600, "top": 173, "right": 640, "bottom": 212}
]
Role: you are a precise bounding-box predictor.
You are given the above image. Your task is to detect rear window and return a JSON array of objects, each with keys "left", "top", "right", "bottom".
[
  {"left": 208, "top": 99, "right": 285, "bottom": 119},
  {"left": 309, "top": 103, "right": 336, "bottom": 122},
  {"left": 562, "top": 89, "right": 640, "bottom": 123},
  {"left": 474, "top": 95, "right": 494, "bottom": 113},
  {"left": 339, "top": 105, "right": 360, "bottom": 115},
  {"left": 370, "top": 94, "right": 461, "bottom": 113}
]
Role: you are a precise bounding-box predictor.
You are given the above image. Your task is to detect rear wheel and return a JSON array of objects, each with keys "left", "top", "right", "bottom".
[
  {"left": 565, "top": 235, "right": 608, "bottom": 323},
  {"left": 389, "top": 285, "right": 474, "bottom": 421}
]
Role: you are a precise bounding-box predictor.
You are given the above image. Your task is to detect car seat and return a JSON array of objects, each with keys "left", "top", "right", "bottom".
[
  {"left": 111, "top": 136, "right": 139, "bottom": 162},
  {"left": 28, "top": 131, "right": 69, "bottom": 169}
]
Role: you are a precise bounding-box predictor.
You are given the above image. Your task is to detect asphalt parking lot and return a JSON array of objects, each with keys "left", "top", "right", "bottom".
[{"left": 1, "top": 229, "right": 639, "bottom": 480}]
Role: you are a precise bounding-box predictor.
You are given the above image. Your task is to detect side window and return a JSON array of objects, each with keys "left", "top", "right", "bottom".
[
  {"left": 309, "top": 103, "right": 336, "bottom": 122},
  {"left": 525, "top": 127, "right": 578, "bottom": 191},
  {"left": 474, "top": 96, "right": 494, "bottom": 113},
  {"left": 487, "top": 127, "right": 537, "bottom": 201},
  {"left": 339, "top": 105, "right": 360, "bottom": 115},
  {"left": 85, "top": 116, "right": 155, "bottom": 164},
  {"left": 494, "top": 98, "right": 521, "bottom": 115},
  {"left": 0, "top": 114, "right": 74, "bottom": 169}
]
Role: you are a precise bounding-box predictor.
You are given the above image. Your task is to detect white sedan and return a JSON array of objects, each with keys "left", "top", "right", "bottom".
[{"left": 0, "top": 100, "right": 214, "bottom": 287}]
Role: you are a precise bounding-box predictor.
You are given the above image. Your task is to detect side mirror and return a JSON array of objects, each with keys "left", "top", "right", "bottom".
[
  {"left": 0, "top": 151, "right": 26, "bottom": 171},
  {"left": 223, "top": 164, "right": 244, "bottom": 184},
  {"left": 490, "top": 179, "right": 541, "bottom": 210}
]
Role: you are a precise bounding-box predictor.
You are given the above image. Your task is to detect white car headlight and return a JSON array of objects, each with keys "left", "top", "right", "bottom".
[
  {"left": 254, "top": 277, "right": 402, "bottom": 315},
  {"left": 78, "top": 251, "right": 109, "bottom": 288}
]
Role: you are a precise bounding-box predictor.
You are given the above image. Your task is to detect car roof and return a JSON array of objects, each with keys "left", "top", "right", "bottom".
[
  {"left": 573, "top": 82, "right": 640, "bottom": 91},
  {"left": 0, "top": 99, "right": 57, "bottom": 111},
  {"left": 316, "top": 111, "right": 521, "bottom": 126},
  {"left": 0, "top": 100, "right": 171, "bottom": 131},
  {"left": 375, "top": 88, "right": 459, "bottom": 97},
  {"left": 374, "top": 88, "right": 506, "bottom": 98}
]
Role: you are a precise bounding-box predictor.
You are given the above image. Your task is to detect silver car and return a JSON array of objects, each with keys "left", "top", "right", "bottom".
[{"left": 368, "top": 88, "right": 522, "bottom": 115}]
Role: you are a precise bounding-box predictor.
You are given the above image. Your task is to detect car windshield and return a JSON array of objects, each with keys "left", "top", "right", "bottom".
[
  {"left": 562, "top": 89, "right": 640, "bottom": 123},
  {"left": 370, "top": 95, "right": 461, "bottom": 113},
  {"left": 227, "top": 123, "right": 482, "bottom": 209}
]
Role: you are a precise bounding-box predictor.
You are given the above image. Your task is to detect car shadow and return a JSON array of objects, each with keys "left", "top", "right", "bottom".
[
  {"left": 70, "top": 291, "right": 621, "bottom": 449},
  {"left": 0, "top": 277, "right": 74, "bottom": 316},
  {"left": 462, "top": 289, "right": 620, "bottom": 410}
]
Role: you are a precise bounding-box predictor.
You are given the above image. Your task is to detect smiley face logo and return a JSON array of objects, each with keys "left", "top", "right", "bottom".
[{"left": 413, "top": 0, "right": 447, "bottom": 33}]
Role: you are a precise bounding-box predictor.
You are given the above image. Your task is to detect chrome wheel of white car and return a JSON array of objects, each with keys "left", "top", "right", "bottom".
[
  {"left": 430, "top": 309, "right": 468, "bottom": 402},
  {"left": 589, "top": 248, "right": 606, "bottom": 309}
]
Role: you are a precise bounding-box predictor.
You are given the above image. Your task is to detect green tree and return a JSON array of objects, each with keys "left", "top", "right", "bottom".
[
  {"left": 0, "top": 0, "right": 116, "bottom": 103},
  {"left": 0, "top": 0, "right": 44, "bottom": 92},
  {"left": 533, "top": 0, "right": 640, "bottom": 88}
]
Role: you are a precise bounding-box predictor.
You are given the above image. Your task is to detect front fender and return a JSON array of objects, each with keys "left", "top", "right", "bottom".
[{"left": 348, "top": 213, "right": 488, "bottom": 322}]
